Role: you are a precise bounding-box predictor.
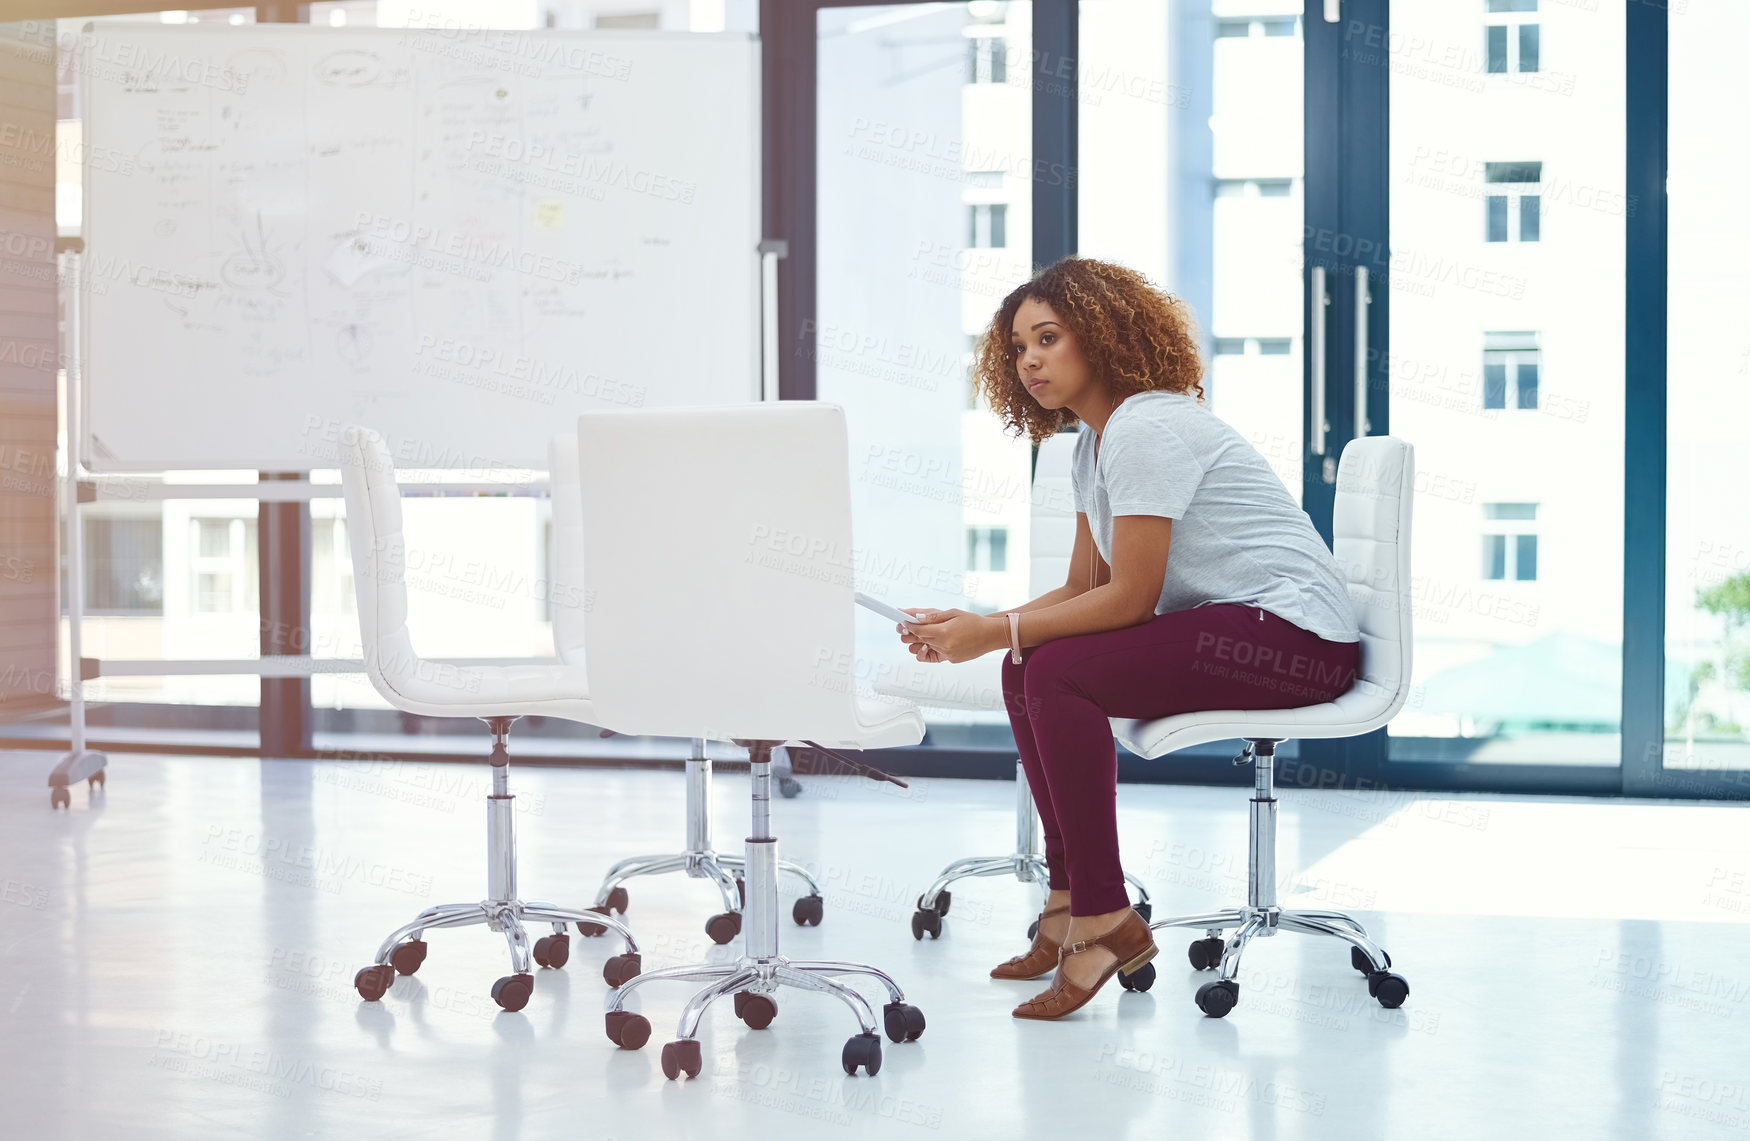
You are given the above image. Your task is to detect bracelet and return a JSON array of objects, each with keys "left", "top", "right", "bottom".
[{"left": 1007, "top": 611, "right": 1023, "bottom": 664}]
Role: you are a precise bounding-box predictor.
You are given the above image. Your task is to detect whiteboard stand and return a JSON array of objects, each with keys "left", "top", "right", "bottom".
[{"left": 49, "top": 245, "right": 108, "bottom": 810}]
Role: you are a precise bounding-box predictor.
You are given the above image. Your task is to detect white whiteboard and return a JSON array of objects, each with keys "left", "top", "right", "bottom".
[{"left": 80, "top": 24, "right": 760, "bottom": 471}]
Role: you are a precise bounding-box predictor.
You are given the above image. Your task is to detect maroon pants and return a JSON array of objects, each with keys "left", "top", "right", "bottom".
[{"left": 1000, "top": 603, "right": 1361, "bottom": 916}]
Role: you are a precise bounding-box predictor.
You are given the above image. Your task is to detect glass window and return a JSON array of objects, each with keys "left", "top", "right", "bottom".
[
  {"left": 310, "top": 514, "right": 356, "bottom": 618},
  {"left": 1521, "top": 194, "right": 1540, "bottom": 241},
  {"left": 1484, "top": 0, "right": 1539, "bottom": 74},
  {"left": 1484, "top": 534, "right": 1508, "bottom": 580},
  {"left": 190, "top": 517, "right": 257, "bottom": 614},
  {"left": 1083, "top": 0, "right": 1305, "bottom": 503},
  {"left": 967, "top": 34, "right": 1008, "bottom": 83},
  {"left": 1482, "top": 505, "right": 1538, "bottom": 582},
  {"left": 1516, "top": 534, "right": 1539, "bottom": 581},
  {"left": 1390, "top": 0, "right": 1622, "bottom": 762},
  {"left": 595, "top": 12, "right": 661, "bottom": 29},
  {"left": 1518, "top": 24, "right": 1539, "bottom": 72},
  {"left": 1483, "top": 362, "right": 1508, "bottom": 409},
  {"left": 1483, "top": 333, "right": 1541, "bottom": 410},
  {"left": 83, "top": 517, "right": 164, "bottom": 615},
  {"left": 1485, "top": 162, "right": 1542, "bottom": 243},
  {"left": 1667, "top": 1, "right": 1750, "bottom": 772},
  {"left": 968, "top": 203, "right": 1009, "bottom": 248},
  {"left": 967, "top": 526, "right": 1009, "bottom": 573},
  {"left": 818, "top": 2, "right": 1035, "bottom": 741},
  {"left": 1517, "top": 360, "right": 1539, "bottom": 409},
  {"left": 1487, "top": 195, "right": 1508, "bottom": 242}
]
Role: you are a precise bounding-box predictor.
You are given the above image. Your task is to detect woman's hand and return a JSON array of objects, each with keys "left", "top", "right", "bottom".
[
  {"left": 898, "top": 608, "right": 1006, "bottom": 665},
  {"left": 895, "top": 610, "right": 944, "bottom": 663}
]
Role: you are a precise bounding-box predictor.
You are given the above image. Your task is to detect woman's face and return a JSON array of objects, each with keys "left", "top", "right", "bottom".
[{"left": 1010, "top": 296, "right": 1095, "bottom": 412}]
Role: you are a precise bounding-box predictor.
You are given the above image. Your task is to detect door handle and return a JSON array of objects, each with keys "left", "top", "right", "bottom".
[
  {"left": 1354, "top": 265, "right": 1371, "bottom": 437},
  {"left": 1310, "top": 264, "right": 1330, "bottom": 456}
]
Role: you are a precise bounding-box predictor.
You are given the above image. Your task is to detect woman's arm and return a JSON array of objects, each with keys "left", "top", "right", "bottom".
[
  {"left": 1008, "top": 513, "right": 1170, "bottom": 645},
  {"left": 903, "top": 513, "right": 1171, "bottom": 662},
  {"left": 897, "top": 512, "right": 1099, "bottom": 660}
]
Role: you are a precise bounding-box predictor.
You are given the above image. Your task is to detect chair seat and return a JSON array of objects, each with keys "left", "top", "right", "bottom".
[
  {"left": 372, "top": 657, "right": 603, "bottom": 723},
  {"left": 836, "top": 696, "right": 926, "bottom": 751},
  {"left": 873, "top": 655, "right": 1005, "bottom": 713},
  {"left": 1111, "top": 679, "right": 1397, "bottom": 758}
]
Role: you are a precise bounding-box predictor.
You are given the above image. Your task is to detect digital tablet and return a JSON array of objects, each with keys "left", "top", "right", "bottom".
[{"left": 855, "top": 591, "right": 931, "bottom": 627}]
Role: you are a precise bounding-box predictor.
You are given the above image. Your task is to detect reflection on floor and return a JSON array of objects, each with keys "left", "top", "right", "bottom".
[{"left": 3, "top": 750, "right": 1747, "bottom": 1140}]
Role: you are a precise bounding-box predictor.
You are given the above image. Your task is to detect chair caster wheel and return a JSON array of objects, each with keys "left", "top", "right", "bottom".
[
  {"left": 882, "top": 1002, "right": 925, "bottom": 1042},
  {"left": 603, "top": 953, "right": 641, "bottom": 988},
  {"left": 1118, "top": 961, "right": 1156, "bottom": 992},
  {"left": 353, "top": 964, "right": 395, "bottom": 1002},
  {"left": 1026, "top": 915, "right": 1040, "bottom": 940},
  {"left": 388, "top": 939, "right": 428, "bottom": 976},
  {"left": 909, "top": 909, "right": 941, "bottom": 940},
  {"left": 1133, "top": 900, "right": 1152, "bottom": 923},
  {"left": 1195, "top": 979, "right": 1239, "bottom": 1018},
  {"left": 532, "top": 933, "right": 570, "bottom": 970},
  {"left": 605, "top": 1010, "right": 651, "bottom": 1049},
  {"left": 603, "top": 886, "right": 630, "bottom": 914},
  {"left": 778, "top": 776, "right": 802, "bottom": 798},
  {"left": 1188, "top": 936, "right": 1225, "bottom": 971},
  {"left": 661, "top": 1038, "right": 703, "bottom": 1080},
  {"left": 734, "top": 991, "right": 777, "bottom": 1030},
  {"left": 50, "top": 786, "right": 70, "bottom": 810},
  {"left": 491, "top": 973, "right": 534, "bottom": 1012},
  {"left": 914, "top": 891, "right": 951, "bottom": 918},
  {"left": 1368, "top": 971, "right": 1410, "bottom": 1008},
  {"left": 577, "top": 906, "right": 613, "bottom": 937},
  {"left": 842, "top": 1032, "right": 883, "bottom": 1076},
  {"left": 705, "top": 911, "right": 742, "bottom": 945},
  {"left": 792, "top": 894, "right": 824, "bottom": 927},
  {"left": 1352, "top": 945, "right": 1391, "bottom": 974}
]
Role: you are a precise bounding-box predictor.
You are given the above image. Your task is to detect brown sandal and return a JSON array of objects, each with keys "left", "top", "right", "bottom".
[
  {"left": 1011, "top": 909, "right": 1157, "bottom": 1020},
  {"left": 990, "top": 905, "right": 1069, "bottom": 980}
]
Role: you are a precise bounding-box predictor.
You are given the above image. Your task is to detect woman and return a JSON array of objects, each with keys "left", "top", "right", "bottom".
[{"left": 899, "top": 257, "right": 1361, "bottom": 1020}]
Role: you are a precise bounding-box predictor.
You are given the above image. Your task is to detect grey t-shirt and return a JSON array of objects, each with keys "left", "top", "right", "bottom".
[{"left": 1070, "top": 391, "right": 1360, "bottom": 643}]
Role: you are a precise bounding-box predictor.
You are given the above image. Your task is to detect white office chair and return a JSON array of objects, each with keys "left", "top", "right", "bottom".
[
  {"left": 1108, "top": 435, "right": 1416, "bottom": 1018},
  {"left": 575, "top": 402, "right": 927, "bottom": 1080},
  {"left": 547, "top": 434, "right": 824, "bottom": 945},
  {"left": 875, "top": 431, "right": 1151, "bottom": 938},
  {"left": 337, "top": 425, "right": 641, "bottom": 1014}
]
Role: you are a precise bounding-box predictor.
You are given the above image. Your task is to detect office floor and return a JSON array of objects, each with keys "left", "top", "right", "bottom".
[{"left": 3, "top": 750, "right": 1747, "bottom": 1140}]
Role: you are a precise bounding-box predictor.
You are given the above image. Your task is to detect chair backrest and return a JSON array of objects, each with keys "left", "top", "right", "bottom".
[
  {"left": 574, "top": 402, "right": 869, "bottom": 743},
  {"left": 1030, "top": 431, "right": 1078, "bottom": 592},
  {"left": 336, "top": 425, "right": 421, "bottom": 702},
  {"left": 546, "top": 433, "right": 589, "bottom": 668},
  {"left": 1331, "top": 435, "right": 1416, "bottom": 719}
]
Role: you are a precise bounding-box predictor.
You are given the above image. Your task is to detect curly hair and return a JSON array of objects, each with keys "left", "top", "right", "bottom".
[{"left": 971, "top": 257, "right": 1204, "bottom": 445}]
